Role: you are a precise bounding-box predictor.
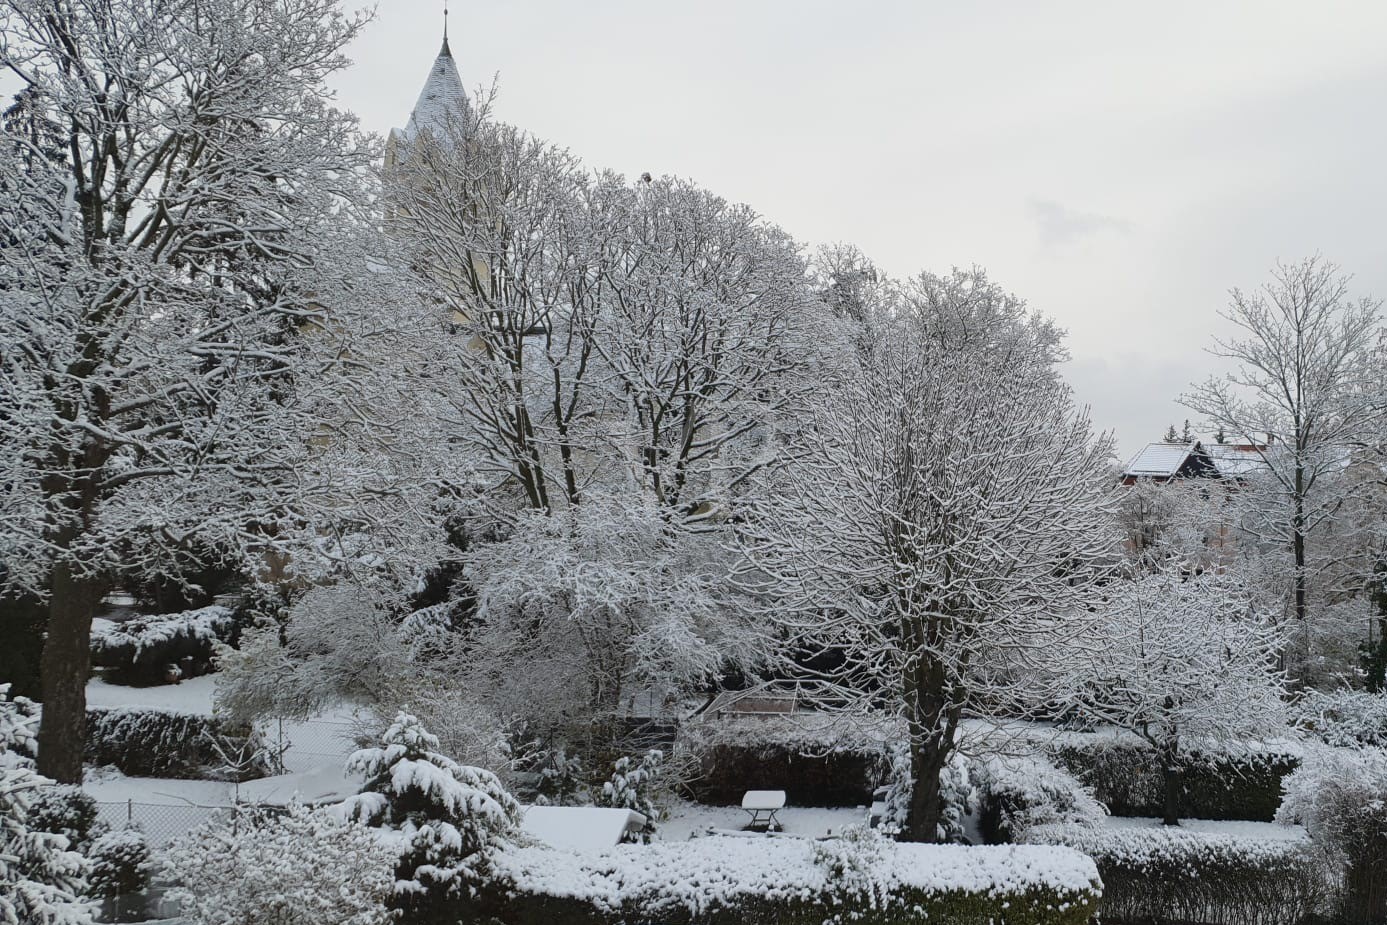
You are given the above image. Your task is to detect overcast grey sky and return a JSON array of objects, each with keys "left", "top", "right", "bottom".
[{"left": 137, "top": 3, "right": 1387, "bottom": 459}]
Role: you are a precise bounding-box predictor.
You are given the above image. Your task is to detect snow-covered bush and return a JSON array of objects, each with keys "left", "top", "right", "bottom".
[
  {"left": 342, "top": 712, "right": 521, "bottom": 923},
  {"left": 1276, "top": 746, "right": 1387, "bottom": 923},
  {"left": 0, "top": 685, "right": 91, "bottom": 925},
  {"left": 877, "top": 741, "right": 913, "bottom": 836},
  {"left": 601, "top": 750, "right": 663, "bottom": 842},
  {"left": 974, "top": 754, "right": 1105, "bottom": 843},
  {"left": 479, "top": 835, "right": 1102, "bottom": 925},
  {"left": 1292, "top": 689, "right": 1387, "bottom": 748},
  {"left": 87, "top": 828, "right": 154, "bottom": 923},
  {"left": 532, "top": 749, "right": 590, "bottom": 806},
  {"left": 164, "top": 804, "right": 394, "bottom": 925},
  {"left": 810, "top": 825, "right": 891, "bottom": 909},
  {"left": 1024, "top": 821, "right": 1333, "bottom": 925},
  {"left": 27, "top": 785, "right": 103, "bottom": 853},
  {"left": 90, "top": 606, "right": 237, "bottom": 684},
  {"left": 85, "top": 707, "right": 270, "bottom": 781}
]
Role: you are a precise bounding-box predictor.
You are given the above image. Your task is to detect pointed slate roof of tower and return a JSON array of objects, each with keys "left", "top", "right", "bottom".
[{"left": 397, "top": 31, "right": 468, "bottom": 142}]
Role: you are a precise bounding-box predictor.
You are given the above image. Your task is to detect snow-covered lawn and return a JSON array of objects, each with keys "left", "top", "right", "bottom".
[{"left": 660, "top": 799, "right": 867, "bottom": 841}]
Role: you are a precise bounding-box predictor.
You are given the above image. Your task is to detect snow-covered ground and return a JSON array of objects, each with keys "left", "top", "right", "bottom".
[
  {"left": 86, "top": 675, "right": 218, "bottom": 715},
  {"left": 660, "top": 799, "right": 867, "bottom": 841}
]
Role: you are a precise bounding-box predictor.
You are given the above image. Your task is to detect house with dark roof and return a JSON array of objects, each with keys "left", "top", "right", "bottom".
[{"left": 1120, "top": 441, "right": 1220, "bottom": 485}]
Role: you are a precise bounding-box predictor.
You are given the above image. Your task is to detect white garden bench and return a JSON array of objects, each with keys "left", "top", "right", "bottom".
[{"left": 741, "top": 789, "right": 786, "bottom": 830}]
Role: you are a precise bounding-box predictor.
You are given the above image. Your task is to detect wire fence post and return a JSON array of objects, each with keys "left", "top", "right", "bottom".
[{"left": 127, "top": 798, "right": 133, "bottom": 826}]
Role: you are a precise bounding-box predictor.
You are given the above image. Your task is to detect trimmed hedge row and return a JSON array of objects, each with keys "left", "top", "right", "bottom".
[
  {"left": 86, "top": 707, "right": 270, "bottom": 781},
  {"left": 1025, "top": 823, "right": 1335, "bottom": 925},
  {"left": 474, "top": 837, "right": 1102, "bottom": 925},
  {"left": 1049, "top": 739, "right": 1299, "bottom": 822}
]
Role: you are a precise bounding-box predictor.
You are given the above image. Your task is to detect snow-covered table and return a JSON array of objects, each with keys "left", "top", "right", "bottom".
[{"left": 741, "top": 790, "right": 786, "bottom": 830}]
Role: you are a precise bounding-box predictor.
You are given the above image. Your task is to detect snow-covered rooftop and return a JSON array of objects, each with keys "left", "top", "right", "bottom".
[
  {"left": 1123, "top": 442, "right": 1197, "bottom": 478},
  {"left": 1205, "top": 443, "right": 1269, "bottom": 478}
]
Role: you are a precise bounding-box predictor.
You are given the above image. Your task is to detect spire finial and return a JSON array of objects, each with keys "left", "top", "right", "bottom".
[{"left": 440, "top": 1, "right": 452, "bottom": 56}]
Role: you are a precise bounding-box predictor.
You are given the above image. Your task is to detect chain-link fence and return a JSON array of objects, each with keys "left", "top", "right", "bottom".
[
  {"left": 258, "top": 716, "right": 360, "bottom": 774},
  {"left": 94, "top": 800, "right": 232, "bottom": 849}
]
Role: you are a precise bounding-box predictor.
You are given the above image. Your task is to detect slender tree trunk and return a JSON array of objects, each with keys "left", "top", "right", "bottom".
[{"left": 37, "top": 558, "right": 106, "bottom": 783}]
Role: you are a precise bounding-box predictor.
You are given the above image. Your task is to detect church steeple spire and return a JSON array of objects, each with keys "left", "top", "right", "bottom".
[{"left": 441, "top": 1, "right": 451, "bottom": 57}]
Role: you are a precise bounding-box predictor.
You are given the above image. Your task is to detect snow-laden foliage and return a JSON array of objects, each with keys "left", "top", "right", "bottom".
[
  {"left": 216, "top": 589, "right": 516, "bottom": 773},
  {"left": 809, "top": 825, "right": 892, "bottom": 909},
  {"left": 0, "top": 686, "right": 91, "bottom": 925},
  {"left": 601, "top": 750, "right": 663, "bottom": 842},
  {"left": 973, "top": 755, "right": 1106, "bottom": 843},
  {"left": 90, "top": 606, "right": 236, "bottom": 683},
  {"left": 164, "top": 804, "right": 395, "bottom": 925},
  {"left": 742, "top": 290, "right": 1118, "bottom": 841},
  {"left": 85, "top": 707, "right": 269, "bottom": 781},
  {"left": 342, "top": 712, "right": 520, "bottom": 920},
  {"left": 485, "top": 835, "right": 1102, "bottom": 922},
  {"left": 465, "top": 495, "right": 765, "bottom": 730},
  {"left": 1052, "top": 567, "right": 1289, "bottom": 824},
  {"left": 25, "top": 786, "right": 102, "bottom": 854},
  {"left": 0, "top": 0, "right": 452, "bottom": 782},
  {"left": 532, "top": 749, "right": 590, "bottom": 807},
  {"left": 1292, "top": 689, "right": 1387, "bottom": 748},
  {"left": 86, "top": 827, "right": 154, "bottom": 900},
  {"left": 1277, "top": 746, "right": 1387, "bottom": 865}
]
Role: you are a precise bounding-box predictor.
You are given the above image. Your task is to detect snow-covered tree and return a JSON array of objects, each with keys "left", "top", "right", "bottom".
[
  {"left": 386, "top": 102, "right": 825, "bottom": 519},
  {"left": 600, "top": 749, "right": 664, "bottom": 842},
  {"left": 1059, "top": 569, "right": 1289, "bottom": 825},
  {"left": 165, "top": 804, "right": 394, "bottom": 925},
  {"left": 0, "top": 0, "right": 444, "bottom": 782},
  {"left": 0, "top": 686, "right": 90, "bottom": 925},
  {"left": 463, "top": 495, "right": 764, "bottom": 733},
  {"left": 342, "top": 712, "right": 520, "bottom": 922},
  {"left": 1183, "top": 257, "right": 1384, "bottom": 672},
  {"left": 744, "top": 299, "right": 1118, "bottom": 842}
]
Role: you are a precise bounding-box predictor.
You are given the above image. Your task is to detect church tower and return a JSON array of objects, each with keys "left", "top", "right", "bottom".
[{"left": 384, "top": 16, "right": 469, "bottom": 169}]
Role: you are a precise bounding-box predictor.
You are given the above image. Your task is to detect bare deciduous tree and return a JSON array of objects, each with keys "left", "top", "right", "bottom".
[{"left": 1183, "top": 257, "right": 1383, "bottom": 673}]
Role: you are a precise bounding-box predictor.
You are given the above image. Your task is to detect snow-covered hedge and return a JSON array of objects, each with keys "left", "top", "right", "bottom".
[
  {"left": 91, "top": 605, "right": 238, "bottom": 685},
  {"left": 1291, "top": 690, "right": 1387, "bottom": 748},
  {"left": 86, "top": 707, "right": 269, "bottom": 781},
  {"left": 476, "top": 834, "right": 1102, "bottom": 925},
  {"left": 1024, "top": 822, "right": 1333, "bottom": 925},
  {"left": 1048, "top": 733, "right": 1301, "bottom": 821},
  {"left": 679, "top": 715, "right": 889, "bottom": 806},
  {"left": 973, "top": 755, "right": 1106, "bottom": 844}
]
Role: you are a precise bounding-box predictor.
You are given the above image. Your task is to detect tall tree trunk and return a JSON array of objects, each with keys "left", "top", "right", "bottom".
[
  {"left": 37, "top": 559, "right": 106, "bottom": 783},
  {"left": 903, "top": 651, "right": 958, "bottom": 843},
  {"left": 905, "top": 734, "right": 949, "bottom": 842},
  {"left": 1160, "top": 743, "right": 1182, "bottom": 827}
]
